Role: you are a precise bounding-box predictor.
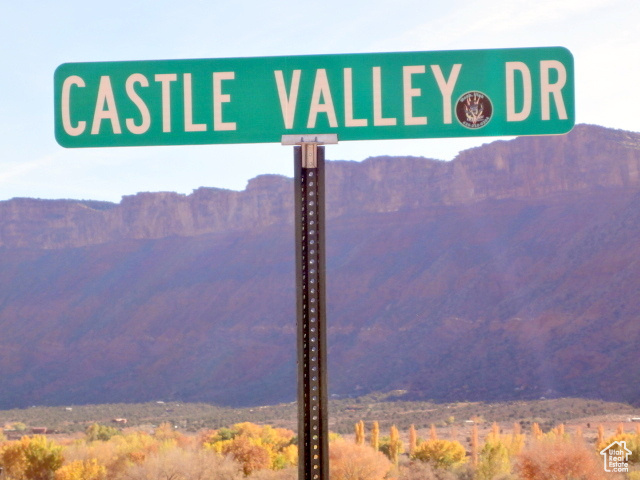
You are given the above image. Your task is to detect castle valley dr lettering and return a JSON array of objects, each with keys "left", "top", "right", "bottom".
[{"left": 54, "top": 47, "right": 574, "bottom": 148}]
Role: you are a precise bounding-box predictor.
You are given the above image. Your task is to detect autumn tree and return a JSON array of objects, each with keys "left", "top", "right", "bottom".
[
  {"left": 370, "top": 422, "right": 379, "bottom": 451},
  {"left": 153, "top": 422, "right": 178, "bottom": 441},
  {"left": 513, "top": 422, "right": 521, "bottom": 435},
  {"left": 0, "top": 438, "right": 29, "bottom": 479},
  {"left": 85, "top": 423, "right": 120, "bottom": 442},
  {"left": 54, "top": 459, "right": 106, "bottom": 480},
  {"left": 411, "top": 439, "right": 466, "bottom": 470},
  {"left": 204, "top": 422, "right": 297, "bottom": 474},
  {"left": 489, "top": 422, "right": 500, "bottom": 441},
  {"left": 475, "top": 438, "right": 511, "bottom": 480},
  {"left": 470, "top": 423, "right": 479, "bottom": 469},
  {"left": 531, "top": 422, "right": 543, "bottom": 439},
  {"left": 598, "top": 431, "right": 640, "bottom": 464},
  {"left": 516, "top": 438, "right": 607, "bottom": 480},
  {"left": 477, "top": 419, "right": 526, "bottom": 479},
  {"left": 330, "top": 440, "right": 391, "bottom": 480},
  {"left": 106, "top": 431, "right": 160, "bottom": 476},
  {"left": 0, "top": 435, "right": 64, "bottom": 480},
  {"left": 212, "top": 435, "right": 270, "bottom": 475},
  {"left": 11, "top": 423, "right": 27, "bottom": 432},
  {"left": 408, "top": 424, "right": 417, "bottom": 456},
  {"left": 354, "top": 421, "right": 365, "bottom": 445},
  {"left": 380, "top": 425, "right": 403, "bottom": 465}
]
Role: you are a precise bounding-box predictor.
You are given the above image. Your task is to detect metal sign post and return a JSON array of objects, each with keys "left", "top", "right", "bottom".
[{"left": 284, "top": 134, "right": 337, "bottom": 480}]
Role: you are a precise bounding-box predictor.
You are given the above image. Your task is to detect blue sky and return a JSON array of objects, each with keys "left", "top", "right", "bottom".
[{"left": 1, "top": 0, "right": 638, "bottom": 202}]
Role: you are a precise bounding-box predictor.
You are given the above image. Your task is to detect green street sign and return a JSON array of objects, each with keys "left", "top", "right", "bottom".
[{"left": 54, "top": 47, "right": 574, "bottom": 148}]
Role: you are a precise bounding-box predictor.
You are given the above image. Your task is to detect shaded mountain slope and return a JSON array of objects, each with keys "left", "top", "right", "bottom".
[{"left": 0, "top": 124, "right": 639, "bottom": 408}]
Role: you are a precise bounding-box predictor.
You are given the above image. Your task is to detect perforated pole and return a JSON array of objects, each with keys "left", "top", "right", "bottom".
[{"left": 294, "top": 143, "right": 329, "bottom": 480}]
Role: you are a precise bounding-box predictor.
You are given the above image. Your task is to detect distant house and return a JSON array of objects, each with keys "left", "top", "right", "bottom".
[
  {"left": 3, "top": 429, "right": 21, "bottom": 440},
  {"left": 112, "top": 418, "right": 128, "bottom": 425},
  {"left": 31, "top": 427, "right": 48, "bottom": 434}
]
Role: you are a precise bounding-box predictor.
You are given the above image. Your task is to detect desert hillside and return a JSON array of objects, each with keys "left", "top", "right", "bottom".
[{"left": 0, "top": 124, "right": 639, "bottom": 409}]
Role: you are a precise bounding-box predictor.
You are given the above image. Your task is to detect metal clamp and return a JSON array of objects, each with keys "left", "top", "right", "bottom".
[{"left": 281, "top": 134, "right": 339, "bottom": 146}]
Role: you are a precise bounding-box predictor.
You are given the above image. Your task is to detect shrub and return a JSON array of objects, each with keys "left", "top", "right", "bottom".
[
  {"left": 399, "top": 461, "right": 456, "bottom": 480},
  {"left": 117, "top": 446, "right": 242, "bottom": 480},
  {"left": 515, "top": 438, "right": 608, "bottom": 480},
  {"left": 248, "top": 467, "right": 297, "bottom": 480},
  {"left": 329, "top": 440, "right": 391, "bottom": 480}
]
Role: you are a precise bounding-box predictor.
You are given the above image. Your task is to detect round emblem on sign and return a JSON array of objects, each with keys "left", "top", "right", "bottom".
[{"left": 456, "top": 91, "right": 493, "bottom": 129}]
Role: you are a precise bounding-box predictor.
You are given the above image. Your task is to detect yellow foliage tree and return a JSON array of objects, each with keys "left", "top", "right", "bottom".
[
  {"left": 370, "top": 422, "right": 379, "bottom": 452},
  {"left": 354, "top": 421, "right": 365, "bottom": 445},
  {"left": 203, "top": 422, "right": 297, "bottom": 473},
  {"left": 153, "top": 422, "right": 179, "bottom": 441},
  {"left": 104, "top": 430, "right": 160, "bottom": 476},
  {"left": 233, "top": 422, "right": 264, "bottom": 439},
  {"left": 213, "top": 435, "right": 271, "bottom": 476},
  {"left": 408, "top": 424, "right": 417, "bottom": 456},
  {"left": 485, "top": 424, "right": 526, "bottom": 460},
  {"left": 0, "top": 438, "right": 29, "bottom": 480},
  {"left": 379, "top": 428, "right": 404, "bottom": 465},
  {"left": 411, "top": 439, "right": 466, "bottom": 469},
  {"left": 476, "top": 438, "right": 511, "bottom": 480},
  {"left": 0, "top": 435, "right": 63, "bottom": 480},
  {"left": 54, "top": 459, "right": 106, "bottom": 480},
  {"left": 85, "top": 423, "right": 120, "bottom": 442},
  {"left": 389, "top": 425, "right": 401, "bottom": 465},
  {"left": 597, "top": 432, "right": 640, "bottom": 464}
]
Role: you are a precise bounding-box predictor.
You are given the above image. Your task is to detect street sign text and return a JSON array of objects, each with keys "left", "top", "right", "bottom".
[{"left": 55, "top": 47, "right": 574, "bottom": 148}]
